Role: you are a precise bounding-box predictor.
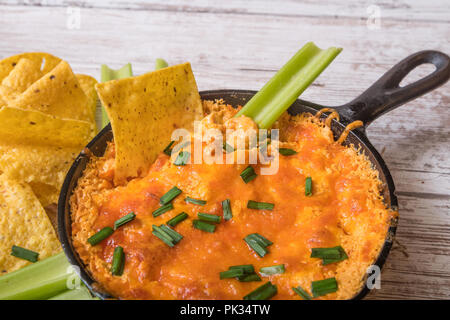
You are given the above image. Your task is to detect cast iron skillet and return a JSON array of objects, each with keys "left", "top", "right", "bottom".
[{"left": 58, "top": 50, "right": 450, "bottom": 300}]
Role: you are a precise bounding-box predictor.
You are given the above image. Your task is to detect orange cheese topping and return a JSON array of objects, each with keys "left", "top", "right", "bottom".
[{"left": 70, "top": 103, "right": 397, "bottom": 300}]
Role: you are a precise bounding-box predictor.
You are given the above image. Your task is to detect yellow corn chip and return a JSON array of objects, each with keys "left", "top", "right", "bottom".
[
  {"left": 0, "top": 52, "right": 61, "bottom": 84},
  {"left": 0, "top": 174, "right": 61, "bottom": 274},
  {"left": 0, "top": 143, "right": 79, "bottom": 191},
  {"left": 76, "top": 74, "right": 98, "bottom": 119},
  {"left": 0, "top": 58, "right": 45, "bottom": 102},
  {"left": 96, "top": 62, "right": 203, "bottom": 185},
  {"left": 0, "top": 106, "right": 95, "bottom": 148},
  {"left": 9, "top": 61, "right": 94, "bottom": 122},
  {"left": 29, "top": 182, "right": 59, "bottom": 208}
]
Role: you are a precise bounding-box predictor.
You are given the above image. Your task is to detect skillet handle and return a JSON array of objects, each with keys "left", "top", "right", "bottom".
[{"left": 336, "top": 50, "right": 450, "bottom": 127}]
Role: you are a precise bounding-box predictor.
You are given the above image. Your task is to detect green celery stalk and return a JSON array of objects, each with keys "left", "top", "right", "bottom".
[
  {"left": 100, "top": 63, "right": 133, "bottom": 128},
  {"left": 0, "top": 252, "right": 75, "bottom": 300},
  {"left": 49, "top": 285, "right": 97, "bottom": 300},
  {"left": 235, "top": 42, "right": 342, "bottom": 129},
  {"left": 155, "top": 58, "right": 168, "bottom": 70}
]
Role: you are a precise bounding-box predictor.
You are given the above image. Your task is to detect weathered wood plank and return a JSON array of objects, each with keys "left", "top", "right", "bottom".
[{"left": 1, "top": 0, "right": 449, "bottom": 22}]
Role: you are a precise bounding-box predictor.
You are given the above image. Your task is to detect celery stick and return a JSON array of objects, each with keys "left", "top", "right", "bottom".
[
  {"left": 49, "top": 285, "right": 97, "bottom": 300},
  {"left": 0, "top": 252, "right": 74, "bottom": 300},
  {"left": 235, "top": 42, "right": 342, "bottom": 129},
  {"left": 100, "top": 63, "right": 133, "bottom": 128},
  {"left": 155, "top": 58, "right": 168, "bottom": 70}
]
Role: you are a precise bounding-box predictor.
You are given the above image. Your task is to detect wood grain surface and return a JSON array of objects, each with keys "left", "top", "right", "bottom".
[{"left": 0, "top": 0, "right": 449, "bottom": 299}]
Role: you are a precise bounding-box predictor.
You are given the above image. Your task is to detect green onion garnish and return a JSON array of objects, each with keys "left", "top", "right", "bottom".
[
  {"left": 113, "top": 212, "right": 136, "bottom": 230},
  {"left": 243, "top": 281, "right": 278, "bottom": 300},
  {"left": 197, "top": 213, "right": 221, "bottom": 223},
  {"left": 247, "top": 200, "right": 274, "bottom": 210},
  {"left": 305, "top": 177, "right": 312, "bottom": 196},
  {"left": 311, "top": 278, "right": 338, "bottom": 297},
  {"left": 240, "top": 166, "right": 257, "bottom": 184},
  {"left": 174, "top": 151, "right": 190, "bottom": 166},
  {"left": 292, "top": 286, "right": 312, "bottom": 300},
  {"left": 160, "top": 186, "right": 182, "bottom": 205},
  {"left": 222, "top": 199, "right": 233, "bottom": 221},
  {"left": 166, "top": 212, "right": 188, "bottom": 227},
  {"left": 159, "top": 225, "right": 183, "bottom": 243},
  {"left": 244, "top": 233, "right": 273, "bottom": 257},
  {"left": 259, "top": 264, "right": 285, "bottom": 276},
  {"left": 235, "top": 42, "right": 342, "bottom": 129},
  {"left": 152, "top": 203, "right": 174, "bottom": 217},
  {"left": 229, "top": 264, "right": 255, "bottom": 274},
  {"left": 11, "top": 246, "right": 39, "bottom": 263},
  {"left": 220, "top": 268, "right": 245, "bottom": 279},
  {"left": 278, "top": 148, "right": 297, "bottom": 156},
  {"left": 238, "top": 273, "right": 262, "bottom": 282},
  {"left": 185, "top": 197, "right": 207, "bottom": 206},
  {"left": 223, "top": 142, "right": 234, "bottom": 153},
  {"left": 87, "top": 227, "right": 114, "bottom": 246},
  {"left": 111, "top": 246, "right": 125, "bottom": 276},
  {"left": 152, "top": 225, "right": 175, "bottom": 247},
  {"left": 311, "top": 246, "right": 348, "bottom": 265},
  {"left": 193, "top": 220, "right": 216, "bottom": 233},
  {"left": 152, "top": 225, "right": 182, "bottom": 247},
  {"left": 163, "top": 141, "right": 175, "bottom": 156}
]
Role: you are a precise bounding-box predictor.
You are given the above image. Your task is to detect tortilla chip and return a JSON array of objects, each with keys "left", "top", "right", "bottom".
[
  {"left": 0, "top": 58, "right": 45, "bottom": 102},
  {"left": 0, "top": 174, "right": 61, "bottom": 274},
  {"left": 0, "top": 106, "right": 95, "bottom": 147},
  {"left": 29, "top": 182, "right": 59, "bottom": 207},
  {"left": 76, "top": 74, "right": 98, "bottom": 119},
  {"left": 0, "top": 52, "right": 61, "bottom": 84},
  {"left": 96, "top": 62, "right": 203, "bottom": 184},
  {"left": 9, "top": 61, "right": 94, "bottom": 122},
  {"left": 0, "top": 143, "right": 79, "bottom": 191}
]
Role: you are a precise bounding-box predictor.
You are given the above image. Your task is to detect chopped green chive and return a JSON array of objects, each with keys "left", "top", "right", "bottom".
[
  {"left": 193, "top": 220, "right": 216, "bottom": 233},
  {"left": 311, "top": 246, "right": 348, "bottom": 265},
  {"left": 11, "top": 246, "right": 39, "bottom": 263},
  {"left": 111, "top": 246, "right": 125, "bottom": 276},
  {"left": 279, "top": 148, "right": 297, "bottom": 156},
  {"left": 293, "top": 286, "right": 312, "bottom": 300},
  {"left": 113, "top": 212, "right": 136, "bottom": 230},
  {"left": 240, "top": 166, "right": 257, "bottom": 184},
  {"left": 185, "top": 197, "right": 207, "bottom": 206},
  {"left": 223, "top": 142, "right": 235, "bottom": 153},
  {"left": 247, "top": 200, "right": 274, "bottom": 210},
  {"left": 160, "top": 186, "right": 182, "bottom": 205},
  {"left": 243, "top": 281, "right": 277, "bottom": 300},
  {"left": 166, "top": 212, "right": 188, "bottom": 227},
  {"left": 159, "top": 225, "right": 183, "bottom": 243},
  {"left": 220, "top": 268, "right": 245, "bottom": 279},
  {"left": 311, "top": 278, "right": 338, "bottom": 297},
  {"left": 229, "top": 265, "right": 255, "bottom": 274},
  {"left": 163, "top": 141, "right": 175, "bottom": 156},
  {"left": 259, "top": 264, "right": 285, "bottom": 276},
  {"left": 222, "top": 199, "right": 233, "bottom": 221},
  {"left": 152, "top": 203, "right": 174, "bottom": 217},
  {"left": 87, "top": 227, "right": 114, "bottom": 246},
  {"left": 198, "top": 213, "right": 221, "bottom": 223},
  {"left": 152, "top": 225, "right": 182, "bottom": 247},
  {"left": 238, "top": 273, "right": 262, "bottom": 282},
  {"left": 305, "top": 177, "right": 312, "bottom": 196},
  {"left": 152, "top": 225, "right": 175, "bottom": 247},
  {"left": 244, "top": 233, "right": 273, "bottom": 257},
  {"left": 174, "top": 151, "right": 190, "bottom": 166}
]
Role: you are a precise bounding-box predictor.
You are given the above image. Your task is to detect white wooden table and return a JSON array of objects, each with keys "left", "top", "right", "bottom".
[{"left": 0, "top": 0, "right": 449, "bottom": 300}]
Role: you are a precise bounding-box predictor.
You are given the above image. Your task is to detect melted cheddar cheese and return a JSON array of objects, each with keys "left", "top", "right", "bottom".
[{"left": 70, "top": 101, "right": 397, "bottom": 300}]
